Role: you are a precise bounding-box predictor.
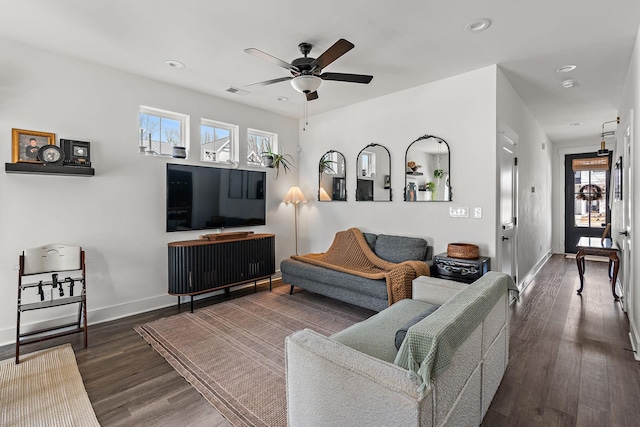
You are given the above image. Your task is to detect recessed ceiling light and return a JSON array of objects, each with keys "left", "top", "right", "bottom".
[
  {"left": 570, "top": 122, "right": 584, "bottom": 126},
  {"left": 165, "top": 60, "right": 185, "bottom": 69},
  {"left": 277, "top": 96, "right": 289, "bottom": 102},
  {"left": 561, "top": 79, "right": 577, "bottom": 88},
  {"left": 464, "top": 18, "right": 492, "bottom": 33},
  {"left": 556, "top": 64, "right": 577, "bottom": 73}
]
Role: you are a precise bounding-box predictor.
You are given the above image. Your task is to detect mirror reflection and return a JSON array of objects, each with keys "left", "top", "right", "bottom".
[
  {"left": 318, "top": 150, "right": 347, "bottom": 201},
  {"left": 356, "top": 143, "right": 391, "bottom": 201},
  {"left": 405, "top": 135, "right": 451, "bottom": 202}
]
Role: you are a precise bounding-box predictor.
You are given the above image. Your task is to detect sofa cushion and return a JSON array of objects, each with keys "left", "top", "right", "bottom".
[
  {"left": 330, "top": 299, "right": 437, "bottom": 363},
  {"left": 363, "top": 232, "right": 378, "bottom": 251},
  {"left": 394, "top": 304, "right": 440, "bottom": 350},
  {"left": 281, "top": 258, "right": 388, "bottom": 300},
  {"left": 374, "top": 234, "right": 428, "bottom": 263}
]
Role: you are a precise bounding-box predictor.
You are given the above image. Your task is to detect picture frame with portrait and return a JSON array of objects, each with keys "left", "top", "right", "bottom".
[{"left": 12, "top": 128, "right": 56, "bottom": 163}]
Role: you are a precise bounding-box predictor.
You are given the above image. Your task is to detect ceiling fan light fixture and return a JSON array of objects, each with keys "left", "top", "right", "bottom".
[{"left": 291, "top": 75, "right": 321, "bottom": 94}]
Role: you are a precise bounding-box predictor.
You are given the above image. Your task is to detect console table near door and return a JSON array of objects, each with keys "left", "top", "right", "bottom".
[{"left": 576, "top": 236, "right": 620, "bottom": 300}]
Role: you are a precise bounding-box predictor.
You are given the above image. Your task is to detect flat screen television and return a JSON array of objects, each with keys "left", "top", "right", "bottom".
[{"left": 166, "top": 163, "right": 266, "bottom": 232}]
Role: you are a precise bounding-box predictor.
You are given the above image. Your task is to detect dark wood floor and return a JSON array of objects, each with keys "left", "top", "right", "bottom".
[{"left": 2, "top": 255, "right": 638, "bottom": 426}]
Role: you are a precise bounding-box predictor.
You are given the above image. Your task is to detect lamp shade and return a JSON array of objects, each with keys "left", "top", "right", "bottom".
[
  {"left": 291, "top": 75, "right": 321, "bottom": 94},
  {"left": 284, "top": 186, "right": 307, "bottom": 204},
  {"left": 319, "top": 187, "right": 332, "bottom": 201}
]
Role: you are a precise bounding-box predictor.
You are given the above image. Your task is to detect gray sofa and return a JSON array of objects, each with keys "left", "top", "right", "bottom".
[
  {"left": 285, "top": 272, "right": 515, "bottom": 427},
  {"left": 280, "top": 232, "right": 433, "bottom": 312}
]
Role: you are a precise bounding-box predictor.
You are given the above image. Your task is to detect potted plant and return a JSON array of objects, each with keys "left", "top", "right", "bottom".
[
  {"left": 426, "top": 181, "right": 437, "bottom": 200},
  {"left": 262, "top": 142, "right": 294, "bottom": 179},
  {"left": 319, "top": 156, "right": 336, "bottom": 174},
  {"left": 434, "top": 169, "right": 444, "bottom": 179}
]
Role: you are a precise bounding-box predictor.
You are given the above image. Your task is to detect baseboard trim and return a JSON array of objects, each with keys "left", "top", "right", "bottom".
[
  {"left": 518, "top": 251, "right": 552, "bottom": 293},
  {"left": 1, "top": 276, "right": 280, "bottom": 347},
  {"left": 630, "top": 324, "right": 640, "bottom": 362}
]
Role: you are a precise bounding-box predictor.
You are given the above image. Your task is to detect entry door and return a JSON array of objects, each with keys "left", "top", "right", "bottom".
[
  {"left": 499, "top": 129, "right": 518, "bottom": 284},
  {"left": 564, "top": 152, "right": 612, "bottom": 253},
  {"left": 619, "top": 115, "right": 633, "bottom": 312}
]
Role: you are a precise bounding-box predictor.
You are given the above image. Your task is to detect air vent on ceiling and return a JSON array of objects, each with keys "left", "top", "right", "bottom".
[{"left": 226, "top": 87, "right": 250, "bottom": 96}]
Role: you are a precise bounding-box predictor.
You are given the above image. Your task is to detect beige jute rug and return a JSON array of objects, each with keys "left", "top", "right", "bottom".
[
  {"left": 135, "top": 286, "right": 373, "bottom": 427},
  {"left": 0, "top": 343, "right": 100, "bottom": 426}
]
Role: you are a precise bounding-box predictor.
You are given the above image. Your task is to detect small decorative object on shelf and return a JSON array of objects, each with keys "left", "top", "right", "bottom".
[
  {"left": 61, "top": 139, "right": 91, "bottom": 167},
  {"left": 11, "top": 128, "right": 56, "bottom": 164},
  {"left": 37, "top": 144, "right": 65, "bottom": 165},
  {"left": 172, "top": 146, "right": 187, "bottom": 159}
]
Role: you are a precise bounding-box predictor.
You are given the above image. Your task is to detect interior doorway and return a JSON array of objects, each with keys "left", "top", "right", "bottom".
[
  {"left": 564, "top": 152, "right": 612, "bottom": 253},
  {"left": 619, "top": 113, "right": 633, "bottom": 313},
  {"left": 499, "top": 127, "right": 518, "bottom": 285}
]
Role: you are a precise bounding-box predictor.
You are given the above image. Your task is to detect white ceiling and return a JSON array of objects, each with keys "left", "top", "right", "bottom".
[{"left": 1, "top": 0, "right": 638, "bottom": 144}]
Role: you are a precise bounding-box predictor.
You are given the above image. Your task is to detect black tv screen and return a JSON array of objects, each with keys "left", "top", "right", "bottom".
[{"left": 166, "top": 163, "right": 266, "bottom": 232}]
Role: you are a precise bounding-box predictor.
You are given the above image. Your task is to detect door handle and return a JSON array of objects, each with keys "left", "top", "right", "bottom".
[
  {"left": 619, "top": 231, "right": 629, "bottom": 236},
  {"left": 502, "top": 236, "right": 509, "bottom": 241}
]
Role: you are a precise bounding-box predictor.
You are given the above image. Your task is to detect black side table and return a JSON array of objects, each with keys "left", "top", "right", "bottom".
[{"left": 432, "top": 253, "right": 490, "bottom": 284}]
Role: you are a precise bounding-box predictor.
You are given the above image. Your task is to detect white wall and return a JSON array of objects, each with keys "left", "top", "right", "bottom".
[
  {"left": 616, "top": 27, "right": 640, "bottom": 358},
  {"left": 0, "top": 38, "right": 299, "bottom": 345},
  {"left": 496, "top": 68, "right": 553, "bottom": 284},
  {"left": 297, "top": 67, "right": 499, "bottom": 260}
]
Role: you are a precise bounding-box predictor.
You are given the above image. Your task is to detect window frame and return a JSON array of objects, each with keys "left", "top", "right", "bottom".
[
  {"left": 200, "top": 118, "right": 238, "bottom": 164},
  {"left": 139, "top": 106, "right": 190, "bottom": 157}
]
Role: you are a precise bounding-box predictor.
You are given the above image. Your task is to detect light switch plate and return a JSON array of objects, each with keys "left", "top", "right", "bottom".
[
  {"left": 449, "top": 207, "right": 469, "bottom": 218},
  {"left": 474, "top": 207, "right": 482, "bottom": 218}
]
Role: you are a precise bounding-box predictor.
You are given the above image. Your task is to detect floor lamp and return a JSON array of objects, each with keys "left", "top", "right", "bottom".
[{"left": 284, "top": 186, "right": 307, "bottom": 255}]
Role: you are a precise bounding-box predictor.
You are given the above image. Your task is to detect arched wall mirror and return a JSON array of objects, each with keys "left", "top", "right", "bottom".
[
  {"left": 318, "top": 150, "right": 347, "bottom": 201},
  {"left": 356, "top": 143, "right": 392, "bottom": 201},
  {"left": 405, "top": 135, "right": 452, "bottom": 202}
]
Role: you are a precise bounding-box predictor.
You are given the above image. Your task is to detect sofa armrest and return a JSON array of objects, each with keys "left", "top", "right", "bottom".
[
  {"left": 286, "top": 329, "right": 433, "bottom": 427},
  {"left": 412, "top": 276, "right": 467, "bottom": 305}
]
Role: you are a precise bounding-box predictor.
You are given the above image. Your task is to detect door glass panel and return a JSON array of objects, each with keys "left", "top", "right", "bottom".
[{"left": 573, "top": 169, "right": 607, "bottom": 228}]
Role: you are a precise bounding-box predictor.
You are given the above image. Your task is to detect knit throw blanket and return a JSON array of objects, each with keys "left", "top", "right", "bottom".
[{"left": 291, "top": 228, "right": 430, "bottom": 305}]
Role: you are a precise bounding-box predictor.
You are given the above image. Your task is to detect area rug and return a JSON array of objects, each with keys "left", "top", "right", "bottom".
[
  {"left": 135, "top": 286, "right": 373, "bottom": 427},
  {"left": 0, "top": 343, "right": 100, "bottom": 427}
]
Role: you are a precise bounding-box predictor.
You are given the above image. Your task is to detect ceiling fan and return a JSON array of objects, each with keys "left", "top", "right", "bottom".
[{"left": 244, "top": 38, "right": 373, "bottom": 101}]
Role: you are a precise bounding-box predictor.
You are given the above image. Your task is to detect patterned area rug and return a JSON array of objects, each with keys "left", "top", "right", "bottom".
[
  {"left": 135, "top": 286, "right": 373, "bottom": 427},
  {"left": 0, "top": 344, "right": 100, "bottom": 427}
]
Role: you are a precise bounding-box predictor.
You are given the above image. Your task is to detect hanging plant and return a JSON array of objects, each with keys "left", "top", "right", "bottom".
[
  {"left": 575, "top": 184, "right": 603, "bottom": 201},
  {"left": 434, "top": 169, "right": 444, "bottom": 179}
]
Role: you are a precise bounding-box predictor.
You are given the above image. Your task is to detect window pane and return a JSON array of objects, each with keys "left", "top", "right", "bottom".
[
  {"left": 139, "top": 107, "right": 187, "bottom": 156},
  {"left": 247, "top": 131, "right": 275, "bottom": 166},
  {"left": 201, "top": 124, "right": 231, "bottom": 163}
]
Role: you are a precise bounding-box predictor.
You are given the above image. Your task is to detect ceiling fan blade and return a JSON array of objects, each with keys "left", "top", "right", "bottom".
[
  {"left": 246, "top": 76, "right": 293, "bottom": 87},
  {"left": 320, "top": 72, "right": 373, "bottom": 84},
  {"left": 306, "top": 91, "right": 319, "bottom": 101},
  {"left": 310, "top": 39, "right": 354, "bottom": 70},
  {"left": 244, "top": 48, "right": 300, "bottom": 73}
]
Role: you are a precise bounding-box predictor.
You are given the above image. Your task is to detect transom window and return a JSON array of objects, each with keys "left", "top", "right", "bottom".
[
  {"left": 139, "top": 106, "right": 189, "bottom": 156},
  {"left": 247, "top": 128, "right": 277, "bottom": 166},
  {"left": 200, "top": 119, "right": 238, "bottom": 163}
]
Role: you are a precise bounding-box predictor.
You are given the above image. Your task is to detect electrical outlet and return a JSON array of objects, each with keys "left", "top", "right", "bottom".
[
  {"left": 474, "top": 207, "right": 482, "bottom": 219},
  {"left": 43, "top": 288, "right": 52, "bottom": 301},
  {"left": 449, "top": 207, "right": 469, "bottom": 218}
]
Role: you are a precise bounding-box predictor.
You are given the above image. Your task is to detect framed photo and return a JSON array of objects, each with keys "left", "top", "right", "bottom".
[{"left": 12, "top": 128, "right": 56, "bottom": 163}]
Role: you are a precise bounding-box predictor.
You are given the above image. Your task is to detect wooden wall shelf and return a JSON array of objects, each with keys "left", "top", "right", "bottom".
[{"left": 5, "top": 163, "right": 94, "bottom": 176}]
